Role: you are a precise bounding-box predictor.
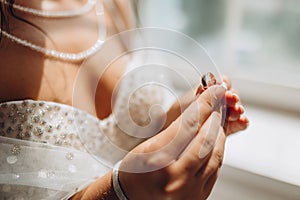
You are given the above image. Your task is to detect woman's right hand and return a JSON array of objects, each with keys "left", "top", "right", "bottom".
[{"left": 119, "top": 85, "right": 227, "bottom": 200}]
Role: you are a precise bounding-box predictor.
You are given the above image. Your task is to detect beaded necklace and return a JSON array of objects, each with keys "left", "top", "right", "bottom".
[
  {"left": 0, "top": 0, "right": 106, "bottom": 62},
  {"left": 0, "top": 0, "right": 96, "bottom": 18}
]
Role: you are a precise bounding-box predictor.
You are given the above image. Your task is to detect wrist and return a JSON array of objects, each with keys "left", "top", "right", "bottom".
[
  {"left": 69, "top": 171, "right": 119, "bottom": 200},
  {"left": 112, "top": 160, "right": 130, "bottom": 200}
]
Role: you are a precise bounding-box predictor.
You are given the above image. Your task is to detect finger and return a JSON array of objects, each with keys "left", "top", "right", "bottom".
[
  {"left": 174, "top": 107, "right": 224, "bottom": 175},
  {"left": 136, "top": 85, "right": 226, "bottom": 164},
  {"left": 202, "top": 170, "right": 219, "bottom": 198},
  {"left": 195, "top": 130, "right": 225, "bottom": 198},
  {"left": 198, "top": 128, "right": 225, "bottom": 179},
  {"left": 152, "top": 85, "right": 226, "bottom": 148},
  {"left": 226, "top": 116, "right": 249, "bottom": 135},
  {"left": 227, "top": 104, "right": 244, "bottom": 121},
  {"left": 122, "top": 85, "right": 226, "bottom": 173},
  {"left": 225, "top": 91, "right": 239, "bottom": 107}
]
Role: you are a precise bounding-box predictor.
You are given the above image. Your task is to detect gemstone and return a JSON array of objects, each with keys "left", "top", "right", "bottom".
[
  {"left": 24, "top": 132, "right": 31, "bottom": 137},
  {"left": 63, "top": 140, "right": 71, "bottom": 146},
  {"left": 27, "top": 123, "right": 33, "bottom": 130},
  {"left": 54, "top": 106, "right": 61, "bottom": 111},
  {"left": 39, "top": 110, "right": 46, "bottom": 116},
  {"left": 10, "top": 104, "right": 17, "bottom": 110},
  {"left": 55, "top": 138, "right": 63, "bottom": 145},
  {"left": 45, "top": 105, "right": 52, "bottom": 111},
  {"left": 60, "top": 133, "right": 67, "bottom": 139},
  {"left": 16, "top": 107, "right": 25, "bottom": 114},
  {"left": 17, "top": 132, "right": 25, "bottom": 139},
  {"left": 45, "top": 125, "right": 53, "bottom": 132},
  {"left": 33, "top": 127, "right": 43, "bottom": 136},
  {"left": 55, "top": 122, "right": 62, "bottom": 130},
  {"left": 17, "top": 124, "right": 24, "bottom": 132},
  {"left": 38, "top": 169, "right": 55, "bottom": 179},
  {"left": 40, "top": 120, "right": 47, "bottom": 126},
  {"left": 32, "top": 115, "right": 40, "bottom": 123},
  {"left": 11, "top": 144, "right": 21, "bottom": 155},
  {"left": 67, "top": 119, "right": 74, "bottom": 124},
  {"left": 21, "top": 100, "right": 28, "bottom": 107},
  {"left": 6, "top": 127, "right": 14, "bottom": 134},
  {"left": 26, "top": 108, "right": 33, "bottom": 113},
  {"left": 19, "top": 115, "right": 27, "bottom": 122},
  {"left": 65, "top": 152, "right": 74, "bottom": 160}
]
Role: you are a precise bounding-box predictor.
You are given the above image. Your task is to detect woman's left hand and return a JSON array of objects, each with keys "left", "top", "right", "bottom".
[
  {"left": 222, "top": 76, "right": 249, "bottom": 135},
  {"left": 164, "top": 75, "right": 249, "bottom": 135}
]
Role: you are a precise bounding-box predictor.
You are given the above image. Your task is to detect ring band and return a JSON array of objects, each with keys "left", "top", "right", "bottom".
[
  {"left": 112, "top": 160, "right": 129, "bottom": 200},
  {"left": 196, "top": 72, "right": 217, "bottom": 96}
]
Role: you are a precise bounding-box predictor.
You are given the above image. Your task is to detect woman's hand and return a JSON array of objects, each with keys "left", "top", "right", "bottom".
[
  {"left": 164, "top": 75, "right": 249, "bottom": 135},
  {"left": 222, "top": 76, "right": 249, "bottom": 135},
  {"left": 119, "top": 85, "right": 227, "bottom": 200}
]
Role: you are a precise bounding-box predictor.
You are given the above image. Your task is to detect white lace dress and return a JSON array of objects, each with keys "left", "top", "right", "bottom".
[{"left": 0, "top": 73, "right": 174, "bottom": 200}]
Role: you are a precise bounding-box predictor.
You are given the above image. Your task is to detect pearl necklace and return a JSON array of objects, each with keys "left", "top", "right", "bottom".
[
  {"left": 0, "top": 0, "right": 106, "bottom": 61},
  {"left": 1, "top": 30, "right": 105, "bottom": 61},
  {"left": 0, "top": 0, "right": 97, "bottom": 18}
]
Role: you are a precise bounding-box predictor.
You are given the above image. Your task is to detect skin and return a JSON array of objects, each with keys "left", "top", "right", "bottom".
[
  {"left": 120, "top": 86, "right": 228, "bottom": 200},
  {"left": 0, "top": 1, "right": 248, "bottom": 199}
]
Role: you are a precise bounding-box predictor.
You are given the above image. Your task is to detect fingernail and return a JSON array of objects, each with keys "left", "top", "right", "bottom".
[
  {"left": 243, "top": 116, "right": 249, "bottom": 124},
  {"left": 239, "top": 105, "right": 245, "bottom": 113},
  {"left": 232, "top": 93, "right": 240, "bottom": 102}
]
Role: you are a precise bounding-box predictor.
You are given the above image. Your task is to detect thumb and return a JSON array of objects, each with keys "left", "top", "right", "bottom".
[
  {"left": 143, "top": 84, "right": 226, "bottom": 155},
  {"left": 165, "top": 85, "right": 226, "bottom": 148},
  {"left": 122, "top": 85, "right": 226, "bottom": 173}
]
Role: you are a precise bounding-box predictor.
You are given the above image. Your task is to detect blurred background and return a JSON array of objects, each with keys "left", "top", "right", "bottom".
[{"left": 136, "top": 0, "right": 300, "bottom": 199}]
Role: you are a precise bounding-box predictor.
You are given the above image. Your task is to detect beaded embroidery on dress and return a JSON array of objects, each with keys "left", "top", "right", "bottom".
[
  {"left": 0, "top": 82, "right": 171, "bottom": 199},
  {"left": 0, "top": 100, "right": 111, "bottom": 199}
]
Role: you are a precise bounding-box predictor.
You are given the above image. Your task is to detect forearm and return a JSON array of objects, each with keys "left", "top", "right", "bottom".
[{"left": 70, "top": 171, "right": 119, "bottom": 200}]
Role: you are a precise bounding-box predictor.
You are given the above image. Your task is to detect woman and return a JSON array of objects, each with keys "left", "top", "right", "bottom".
[{"left": 0, "top": 0, "right": 248, "bottom": 199}]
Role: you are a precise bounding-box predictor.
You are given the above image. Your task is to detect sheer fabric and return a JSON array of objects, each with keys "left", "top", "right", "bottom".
[{"left": 0, "top": 79, "right": 171, "bottom": 199}]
